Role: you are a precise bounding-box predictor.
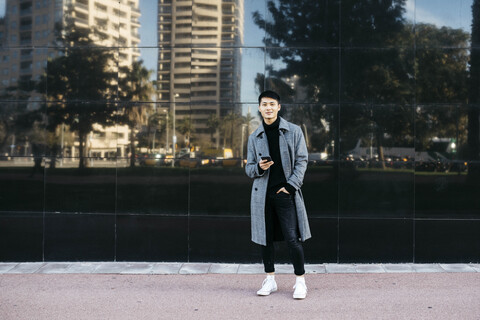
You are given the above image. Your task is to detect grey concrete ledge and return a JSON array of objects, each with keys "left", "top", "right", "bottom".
[{"left": 0, "top": 262, "right": 479, "bottom": 275}]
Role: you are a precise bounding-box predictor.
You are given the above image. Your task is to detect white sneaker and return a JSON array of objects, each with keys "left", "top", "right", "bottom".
[
  {"left": 293, "top": 277, "right": 307, "bottom": 299},
  {"left": 257, "top": 275, "right": 277, "bottom": 296}
]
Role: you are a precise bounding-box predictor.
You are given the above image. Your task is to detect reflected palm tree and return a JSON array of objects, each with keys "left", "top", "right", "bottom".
[{"left": 118, "top": 60, "right": 155, "bottom": 167}]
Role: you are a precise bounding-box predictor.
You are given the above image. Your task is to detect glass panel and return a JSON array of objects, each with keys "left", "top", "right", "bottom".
[
  {"left": 285, "top": 104, "right": 339, "bottom": 217},
  {"left": 240, "top": 47, "right": 265, "bottom": 103},
  {"left": 264, "top": 0, "right": 340, "bottom": 48},
  {"left": 415, "top": 0, "right": 473, "bottom": 47},
  {"left": 341, "top": 0, "right": 414, "bottom": 48},
  {"left": 46, "top": 47, "right": 119, "bottom": 102},
  {"left": 189, "top": 102, "right": 256, "bottom": 216},
  {"left": 44, "top": 161, "right": 116, "bottom": 213},
  {"left": 138, "top": 0, "right": 158, "bottom": 47},
  {"left": 416, "top": 49, "right": 469, "bottom": 104},
  {"left": 116, "top": 105, "right": 189, "bottom": 215},
  {"left": 44, "top": 101, "right": 118, "bottom": 166},
  {"left": 415, "top": 105, "right": 479, "bottom": 219},
  {"left": 266, "top": 48, "right": 340, "bottom": 104},
  {"left": 341, "top": 48, "right": 414, "bottom": 104},
  {"left": 119, "top": 48, "right": 156, "bottom": 103},
  {"left": 44, "top": 212, "right": 115, "bottom": 261},
  {"left": 244, "top": 0, "right": 266, "bottom": 47},
  {"left": 0, "top": 97, "right": 46, "bottom": 211},
  {"left": 339, "top": 104, "right": 414, "bottom": 218}
]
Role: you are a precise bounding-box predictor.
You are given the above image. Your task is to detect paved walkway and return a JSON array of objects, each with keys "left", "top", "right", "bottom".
[
  {"left": 1, "top": 262, "right": 479, "bottom": 274},
  {"left": 1, "top": 263, "right": 479, "bottom": 320}
]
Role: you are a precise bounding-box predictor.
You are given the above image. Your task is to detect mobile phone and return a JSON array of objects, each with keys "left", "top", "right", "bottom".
[{"left": 261, "top": 156, "right": 272, "bottom": 162}]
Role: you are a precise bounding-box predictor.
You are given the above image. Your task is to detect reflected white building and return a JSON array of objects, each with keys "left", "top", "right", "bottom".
[
  {"left": 0, "top": 0, "right": 140, "bottom": 158},
  {"left": 157, "top": 0, "right": 244, "bottom": 148},
  {"left": 0, "top": 0, "right": 140, "bottom": 92}
]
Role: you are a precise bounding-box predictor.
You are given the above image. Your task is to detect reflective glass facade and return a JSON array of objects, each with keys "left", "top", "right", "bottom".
[{"left": 1, "top": 0, "right": 479, "bottom": 263}]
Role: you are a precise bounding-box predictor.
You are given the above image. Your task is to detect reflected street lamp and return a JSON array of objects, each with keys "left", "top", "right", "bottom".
[
  {"left": 164, "top": 109, "right": 169, "bottom": 154},
  {"left": 172, "top": 93, "right": 179, "bottom": 167}
]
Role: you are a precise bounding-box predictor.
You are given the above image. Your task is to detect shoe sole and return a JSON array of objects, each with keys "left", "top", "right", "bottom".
[
  {"left": 293, "top": 295, "right": 306, "bottom": 299},
  {"left": 257, "top": 288, "right": 277, "bottom": 296}
]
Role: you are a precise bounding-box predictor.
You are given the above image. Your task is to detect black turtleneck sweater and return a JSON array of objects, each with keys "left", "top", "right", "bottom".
[{"left": 260, "top": 118, "right": 296, "bottom": 195}]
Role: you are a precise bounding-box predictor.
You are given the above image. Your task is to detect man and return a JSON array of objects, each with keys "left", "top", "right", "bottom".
[{"left": 245, "top": 90, "right": 311, "bottom": 300}]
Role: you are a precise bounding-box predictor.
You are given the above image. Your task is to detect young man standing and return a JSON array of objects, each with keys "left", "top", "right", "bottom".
[{"left": 245, "top": 90, "right": 311, "bottom": 299}]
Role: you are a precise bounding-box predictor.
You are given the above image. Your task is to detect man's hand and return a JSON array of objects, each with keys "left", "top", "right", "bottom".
[
  {"left": 276, "top": 187, "right": 290, "bottom": 194},
  {"left": 259, "top": 159, "right": 274, "bottom": 171}
]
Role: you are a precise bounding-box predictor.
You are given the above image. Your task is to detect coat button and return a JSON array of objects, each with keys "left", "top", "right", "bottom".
[
  {"left": 259, "top": 153, "right": 262, "bottom": 156},
  {"left": 255, "top": 188, "right": 258, "bottom": 191}
]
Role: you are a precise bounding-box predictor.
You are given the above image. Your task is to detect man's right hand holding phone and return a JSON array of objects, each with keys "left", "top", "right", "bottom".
[{"left": 259, "top": 156, "right": 274, "bottom": 171}]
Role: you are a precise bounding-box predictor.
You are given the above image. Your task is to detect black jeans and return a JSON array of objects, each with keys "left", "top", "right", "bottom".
[{"left": 261, "top": 190, "right": 305, "bottom": 276}]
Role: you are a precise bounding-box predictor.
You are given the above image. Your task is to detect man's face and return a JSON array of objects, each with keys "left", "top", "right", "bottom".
[{"left": 259, "top": 97, "right": 281, "bottom": 122}]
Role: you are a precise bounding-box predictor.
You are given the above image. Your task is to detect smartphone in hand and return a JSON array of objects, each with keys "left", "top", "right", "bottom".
[{"left": 261, "top": 156, "right": 272, "bottom": 162}]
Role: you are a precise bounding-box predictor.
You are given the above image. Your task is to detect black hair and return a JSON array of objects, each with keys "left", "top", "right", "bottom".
[{"left": 258, "top": 90, "right": 281, "bottom": 105}]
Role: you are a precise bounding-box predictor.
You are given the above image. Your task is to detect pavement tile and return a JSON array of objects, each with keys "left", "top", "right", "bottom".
[
  {"left": 237, "top": 264, "right": 264, "bottom": 274},
  {"left": 469, "top": 264, "right": 480, "bottom": 272},
  {"left": 179, "top": 263, "right": 211, "bottom": 274},
  {"left": 66, "top": 263, "right": 102, "bottom": 274},
  {"left": 325, "top": 264, "right": 356, "bottom": 274},
  {"left": 440, "top": 264, "right": 476, "bottom": 273},
  {"left": 95, "top": 262, "right": 132, "bottom": 274},
  {"left": 6, "top": 262, "right": 45, "bottom": 274},
  {"left": 37, "top": 263, "right": 73, "bottom": 274},
  {"left": 0, "top": 263, "right": 18, "bottom": 273},
  {"left": 119, "top": 263, "right": 154, "bottom": 274},
  {"left": 208, "top": 263, "right": 239, "bottom": 274},
  {"left": 150, "top": 263, "right": 183, "bottom": 274},
  {"left": 411, "top": 264, "right": 446, "bottom": 273},
  {"left": 382, "top": 264, "right": 415, "bottom": 273},
  {"left": 274, "top": 264, "right": 294, "bottom": 274},
  {"left": 305, "top": 264, "right": 327, "bottom": 274},
  {"left": 355, "top": 264, "right": 386, "bottom": 273}
]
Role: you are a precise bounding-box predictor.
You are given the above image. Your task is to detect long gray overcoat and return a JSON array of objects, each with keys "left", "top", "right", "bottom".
[{"left": 245, "top": 117, "right": 311, "bottom": 246}]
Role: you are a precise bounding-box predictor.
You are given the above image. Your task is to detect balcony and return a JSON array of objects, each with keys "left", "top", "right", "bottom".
[
  {"left": 74, "top": 2, "right": 89, "bottom": 13},
  {"left": 20, "top": 8, "right": 32, "bottom": 16},
  {"left": 20, "top": 25, "right": 32, "bottom": 31}
]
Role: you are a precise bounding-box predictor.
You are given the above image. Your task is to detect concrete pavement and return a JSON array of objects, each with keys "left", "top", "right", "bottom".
[{"left": 1, "top": 263, "right": 479, "bottom": 319}]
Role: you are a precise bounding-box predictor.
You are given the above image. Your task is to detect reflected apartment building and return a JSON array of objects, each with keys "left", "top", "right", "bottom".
[
  {"left": 0, "top": 0, "right": 140, "bottom": 159},
  {"left": 157, "top": 0, "right": 244, "bottom": 150}
]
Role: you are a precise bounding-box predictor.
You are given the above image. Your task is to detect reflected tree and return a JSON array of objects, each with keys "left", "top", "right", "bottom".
[
  {"left": 177, "top": 117, "right": 194, "bottom": 148},
  {"left": 223, "top": 111, "right": 242, "bottom": 153},
  {"left": 206, "top": 113, "right": 220, "bottom": 148},
  {"left": 37, "top": 26, "right": 117, "bottom": 169}
]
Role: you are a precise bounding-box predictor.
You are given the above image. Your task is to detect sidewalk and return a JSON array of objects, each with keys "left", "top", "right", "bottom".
[{"left": 1, "top": 263, "right": 479, "bottom": 320}]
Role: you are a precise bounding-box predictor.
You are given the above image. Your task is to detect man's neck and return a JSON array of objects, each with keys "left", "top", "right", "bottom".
[{"left": 263, "top": 116, "right": 278, "bottom": 125}]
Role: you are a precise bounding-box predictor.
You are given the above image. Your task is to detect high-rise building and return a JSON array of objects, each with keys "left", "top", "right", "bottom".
[
  {"left": 157, "top": 0, "right": 244, "bottom": 148},
  {"left": 0, "top": 0, "right": 140, "bottom": 94},
  {"left": 0, "top": 0, "right": 141, "bottom": 159}
]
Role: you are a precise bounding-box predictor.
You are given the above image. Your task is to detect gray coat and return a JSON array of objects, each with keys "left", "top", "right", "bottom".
[{"left": 245, "top": 117, "right": 311, "bottom": 246}]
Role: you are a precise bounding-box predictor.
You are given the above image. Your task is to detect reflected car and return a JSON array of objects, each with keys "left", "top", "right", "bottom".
[{"left": 138, "top": 153, "right": 168, "bottom": 167}]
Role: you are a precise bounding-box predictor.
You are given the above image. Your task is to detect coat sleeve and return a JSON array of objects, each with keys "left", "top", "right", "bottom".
[
  {"left": 245, "top": 134, "right": 265, "bottom": 179},
  {"left": 286, "top": 126, "right": 308, "bottom": 190}
]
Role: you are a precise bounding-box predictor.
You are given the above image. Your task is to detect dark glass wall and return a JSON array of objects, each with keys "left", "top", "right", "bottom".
[{"left": 1, "top": 0, "right": 479, "bottom": 263}]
